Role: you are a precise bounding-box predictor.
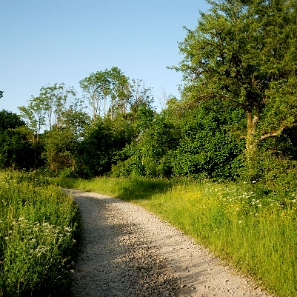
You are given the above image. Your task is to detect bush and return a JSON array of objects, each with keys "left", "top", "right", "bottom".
[{"left": 171, "top": 102, "right": 245, "bottom": 180}]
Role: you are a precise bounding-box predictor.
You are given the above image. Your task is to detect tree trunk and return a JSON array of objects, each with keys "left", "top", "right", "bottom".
[{"left": 246, "top": 111, "right": 259, "bottom": 172}]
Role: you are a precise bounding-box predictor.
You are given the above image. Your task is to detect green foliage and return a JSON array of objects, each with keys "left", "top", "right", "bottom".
[
  {"left": 171, "top": 101, "right": 245, "bottom": 180},
  {"left": 0, "top": 110, "right": 25, "bottom": 134},
  {"left": 42, "top": 127, "right": 77, "bottom": 173},
  {"left": 19, "top": 84, "right": 89, "bottom": 174},
  {"left": 112, "top": 99, "right": 246, "bottom": 180},
  {"left": 0, "top": 171, "right": 80, "bottom": 296},
  {"left": 0, "top": 110, "right": 37, "bottom": 170},
  {"left": 241, "top": 149, "right": 297, "bottom": 196},
  {"left": 112, "top": 110, "right": 180, "bottom": 178},
  {"left": 0, "top": 128, "right": 36, "bottom": 170},
  {"left": 78, "top": 117, "right": 132, "bottom": 177},
  {"left": 19, "top": 83, "right": 83, "bottom": 134},
  {"left": 80, "top": 67, "right": 154, "bottom": 122},
  {"left": 173, "top": 0, "right": 297, "bottom": 167},
  {"left": 10, "top": 52, "right": 297, "bottom": 186}
]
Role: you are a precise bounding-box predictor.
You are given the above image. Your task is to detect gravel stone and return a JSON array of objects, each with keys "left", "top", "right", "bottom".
[{"left": 66, "top": 190, "right": 275, "bottom": 297}]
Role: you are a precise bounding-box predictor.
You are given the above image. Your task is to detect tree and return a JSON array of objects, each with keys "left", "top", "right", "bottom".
[
  {"left": 80, "top": 68, "right": 155, "bottom": 123},
  {"left": 0, "top": 110, "right": 36, "bottom": 169},
  {"left": 18, "top": 97, "right": 46, "bottom": 143},
  {"left": 0, "top": 91, "right": 3, "bottom": 99},
  {"left": 77, "top": 118, "right": 130, "bottom": 177},
  {"left": 80, "top": 67, "right": 131, "bottom": 122},
  {"left": 0, "top": 128, "right": 37, "bottom": 169},
  {"left": 173, "top": 0, "right": 297, "bottom": 170},
  {"left": 19, "top": 84, "right": 89, "bottom": 172},
  {"left": 0, "top": 110, "right": 25, "bottom": 133},
  {"left": 79, "top": 71, "right": 110, "bottom": 122},
  {"left": 19, "top": 83, "right": 82, "bottom": 135},
  {"left": 129, "top": 79, "right": 154, "bottom": 113},
  {"left": 42, "top": 107, "right": 89, "bottom": 173},
  {"left": 107, "top": 67, "right": 131, "bottom": 118}
]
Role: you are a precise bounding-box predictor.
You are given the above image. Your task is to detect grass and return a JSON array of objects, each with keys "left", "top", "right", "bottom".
[
  {"left": 55, "top": 176, "right": 297, "bottom": 297},
  {"left": 0, "top": 171, "right": 80, "bottom": 297},
  {"left": 55, "top": 176, "right": 172, "bottom": 200}
]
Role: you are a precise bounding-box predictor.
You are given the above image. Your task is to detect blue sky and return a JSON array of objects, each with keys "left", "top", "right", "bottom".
[{"left": 1, "top": 1, "right": 209, "bottom": 113}]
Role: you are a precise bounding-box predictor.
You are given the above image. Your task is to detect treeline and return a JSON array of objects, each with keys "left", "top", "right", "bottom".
[
  {"left": 0, "top": 79, "right": 246, "bottom": 179},
  {"left": 1, "top": 0, "right": 297, "bottom": 193}
]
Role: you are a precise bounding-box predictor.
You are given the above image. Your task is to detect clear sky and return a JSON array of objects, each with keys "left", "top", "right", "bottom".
[{"left": 1, "top": 0, "right": 209, "bottom": 113}]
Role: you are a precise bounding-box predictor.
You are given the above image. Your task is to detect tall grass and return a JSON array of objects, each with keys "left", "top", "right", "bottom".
[
  {"left": 56, "top": 176, "right": 297, "bottom": 297},
  {"left": 0, "top": 171, "right": 80, "bottom": 297}
]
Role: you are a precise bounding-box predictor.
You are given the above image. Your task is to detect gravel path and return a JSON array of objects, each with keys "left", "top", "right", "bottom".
[{"left": 67, "top": 189, "right": 275, "bottom": 297}]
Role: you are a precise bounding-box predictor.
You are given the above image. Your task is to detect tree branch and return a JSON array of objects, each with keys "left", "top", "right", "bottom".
[{"left": 259, "top": 122, "right": 289, "bottom": 142}]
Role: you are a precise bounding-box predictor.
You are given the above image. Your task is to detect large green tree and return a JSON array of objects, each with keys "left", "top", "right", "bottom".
[{"left": 173, "top": 0, "right": 297, "bottom": 169}]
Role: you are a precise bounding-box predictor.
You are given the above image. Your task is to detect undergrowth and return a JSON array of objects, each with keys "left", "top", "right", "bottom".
[{"left": 0, "top": 171, "right": 80, "bottom": 297}]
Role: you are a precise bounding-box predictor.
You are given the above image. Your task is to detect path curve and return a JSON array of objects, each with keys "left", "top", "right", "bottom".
[{"left": 67, "top": 189, "right": 275, "bottom": 297}]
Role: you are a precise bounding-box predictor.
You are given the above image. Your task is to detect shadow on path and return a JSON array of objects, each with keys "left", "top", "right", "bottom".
[{"left": 67, "top": 190, "right": 200, "bottom": 297}]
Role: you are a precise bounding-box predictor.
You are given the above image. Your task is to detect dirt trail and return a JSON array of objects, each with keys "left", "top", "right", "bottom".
[{"left": 67, "top": 189, "right": 275, "bottom": 297}]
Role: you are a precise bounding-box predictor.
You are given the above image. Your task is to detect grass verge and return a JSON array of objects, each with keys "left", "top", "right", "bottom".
[
  {"left": 55, "top": 176, "right": 297, "bottom": 297},
  {"left": 0, "top": 171, "right": 80, "bottom": 297}
]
